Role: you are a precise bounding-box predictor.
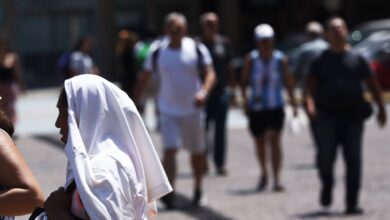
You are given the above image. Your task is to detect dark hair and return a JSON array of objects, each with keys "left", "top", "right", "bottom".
[
  {"left": 0, "top": 110, "right": 14, "bottom": 137},
  {"left": 59, "top": 88, "right": 68, "bottom": 108},
  {"left": 325, "top": 16, "right": 346, "bottom": 30}
]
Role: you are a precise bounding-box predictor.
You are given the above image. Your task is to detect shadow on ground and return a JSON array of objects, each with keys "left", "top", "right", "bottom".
[{"left": 159, "top": 193, "right": 233, "bottom": 220}]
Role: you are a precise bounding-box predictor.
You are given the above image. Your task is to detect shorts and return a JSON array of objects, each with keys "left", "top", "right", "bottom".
[
  {"left": 249, "top": 108, "right": 285, "bottom": 137},
  {"left": 160, "top": 113, "right": 206, "bottom": 153}
]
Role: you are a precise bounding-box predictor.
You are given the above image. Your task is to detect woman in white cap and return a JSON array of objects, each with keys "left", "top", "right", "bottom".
[
  {"left": 240, "top": 24, "right": 297, "bottom": 192},
  {"left": 43, "top": 74, "right": 172, "bottom": 219}
]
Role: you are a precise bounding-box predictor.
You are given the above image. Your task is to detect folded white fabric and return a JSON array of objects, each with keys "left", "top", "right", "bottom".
[{"left": 63, "top": 74, "right": 172, "bottom": 219}]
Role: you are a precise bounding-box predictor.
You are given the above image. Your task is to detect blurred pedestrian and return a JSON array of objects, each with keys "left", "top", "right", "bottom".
[
  {"left": 295, "top": 21, "right": 329, "bottom": 87},
  {"left": 116, "top": 30, "right": 139, "bottom": 99},
  {"left": 0, "top": 40, "right": 25, "bottom": 124},
  {"left": 135, "top": 12, "right": 216, "bottom": 208},
  {"left": 0, "top": 110, "right": 44, "bottom": 219},
  {"left": 240, "top": 24, "right": 297, "bottom": 192},
  {"left": 304, "top": 17, "right": 386, "bottom": 215},
  {"left": 295, "top": 21, "right": 329, "bottom": 148},
  {"left": 199, "top": 12, "right": 235, "bottom": 176},
  {"left": 44, "top": 75, "right": 172, "bottom": 219},
  {"left": 132, "top": 31, "right": 159, "bottom": 115},
  {"left": 69, "top": 36, "right": 99, "bottom": 76}
]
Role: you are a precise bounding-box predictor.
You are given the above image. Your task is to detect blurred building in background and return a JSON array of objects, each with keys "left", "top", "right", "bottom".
[{"left": 0, "top": 0, "right": 388, "bottom": 88}]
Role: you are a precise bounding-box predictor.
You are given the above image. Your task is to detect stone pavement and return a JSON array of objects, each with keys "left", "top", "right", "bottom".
[{"left": 12, "top": 88, "right": 390, "bottom": 220}]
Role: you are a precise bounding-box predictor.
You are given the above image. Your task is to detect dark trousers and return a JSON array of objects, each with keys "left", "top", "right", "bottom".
[
  {"left": 316, "top": 112, "right": 363, "bottom": 208},
  {"left": 206, "top": 93, "right": 228, "bottom": 169}
]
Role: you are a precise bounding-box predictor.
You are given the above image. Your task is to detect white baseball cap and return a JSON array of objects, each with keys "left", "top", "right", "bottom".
[{"left": 254, "top": 24, "right": 274, "bottom": 41}]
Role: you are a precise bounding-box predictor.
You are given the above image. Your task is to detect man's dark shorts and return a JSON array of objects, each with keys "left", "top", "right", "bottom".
[{"left": 249, "top": 108, "right": 285, "bottom": 137}]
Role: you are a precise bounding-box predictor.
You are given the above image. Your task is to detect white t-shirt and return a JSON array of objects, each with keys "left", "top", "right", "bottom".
[
  {"left": 70, "top": 51, "right": 95, "bottom": 75},
  {"left": 144, "top": 37, "right": 212, "bottom": 116}
]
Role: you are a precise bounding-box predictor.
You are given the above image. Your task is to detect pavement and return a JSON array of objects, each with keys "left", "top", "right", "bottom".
[{"left": 12, "top": 88, "right": 390, "bottom": 220}]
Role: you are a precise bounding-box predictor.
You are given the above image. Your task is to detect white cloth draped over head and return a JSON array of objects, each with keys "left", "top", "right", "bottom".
[{"left": 63, "top": 74, "right": 172, "bottom": 219}]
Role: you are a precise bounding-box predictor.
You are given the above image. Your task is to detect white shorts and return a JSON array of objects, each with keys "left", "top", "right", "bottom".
[{"left": 160, "top": 113, "right": 206, "bottom": 153}]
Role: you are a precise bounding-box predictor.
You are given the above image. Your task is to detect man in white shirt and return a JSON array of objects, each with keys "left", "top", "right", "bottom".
[{"left": 134, "top": 12, "right": 216, "bottom": 208}]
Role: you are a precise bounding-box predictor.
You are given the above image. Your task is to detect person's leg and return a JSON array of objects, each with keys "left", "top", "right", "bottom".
[
  {"left": 249, "top": 111, "right": 268, "bottom": 190},
  {"left": 254, "top": 135, "right": 268, "bottom": 190},
  {"left": 316, "top": 114, "right": 339, "bottom": 207},
  {"left": 204, "top": 104, "right": 213, "bottom": 174},
  {"left": 163, "top": 149, "right": 178, "bottom": 188},
  {"left": 269, "top": 130, "right": 283, "bottom": 191},
  {"left": 159, "top": 114, "right": 180, "bottom": 209},
  {"left": 213, "top": 97, "right": 228, "bottom": 175},
  {"left": 191, "top": 152, "right": 205, "bottom": 191},
  {"left": 341, "top": 120, "right": 364, "bottom": 214},
  {"left": 182, "top": 113, "right": 206, "bottom": 205},
  {"left": 268, "top": 108, "right": 285, "bottom": 191}
]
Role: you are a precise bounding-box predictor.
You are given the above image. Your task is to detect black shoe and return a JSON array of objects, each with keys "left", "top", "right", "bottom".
[
  {"left": 320, "top": 187, "right": 332, "bottom": 207},
  {"left": 257, "top": 176, "right": 268, "bottom": 191},
  {"left": 192, "top": 188, "right": 203, "bottom": 206},
  {"left": 345, "top": 207, "right": 364, "bottom": 215},
  {"left": 161, "top": 193, "right": 176, "bottom": 210},
  {"left": 273, "top": 185, "right": 285, "bottom": 192},
  {"left": 216, "top": 167, "right": 228, "bottom": 176}
]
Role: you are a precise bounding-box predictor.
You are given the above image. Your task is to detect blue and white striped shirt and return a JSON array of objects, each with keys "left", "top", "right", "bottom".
[{"left": 249, "top": 50, "right": 285, "bottom": 111}]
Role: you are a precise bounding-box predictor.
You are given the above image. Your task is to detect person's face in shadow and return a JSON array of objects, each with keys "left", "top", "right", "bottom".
[
  {"left": 55, "top": 91, "right": 68, "bottom": 144},
  {"left": 82, "top": 39, "right": 94, "bottom": 54},
  {"left": 257, "top": 38, "right": 274, "bottom": 59},
  {"left": 326, "top": 18, "right": 349, "bottom": 46},
  {"left": 166, "top": 19, "right": 187, "bottom": 43},
  {"left": 201, "top": 16, "right": 219, "bottom": 38}
]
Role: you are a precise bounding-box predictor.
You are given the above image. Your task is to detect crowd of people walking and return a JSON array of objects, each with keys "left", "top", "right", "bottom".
[{"left": 0, "top": 10, "right": 386, "bottom": 219}]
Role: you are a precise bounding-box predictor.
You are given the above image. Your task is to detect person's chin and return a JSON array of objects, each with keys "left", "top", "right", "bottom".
[{"left": 61, "top": 136, "right": 67, "bottom": 144}]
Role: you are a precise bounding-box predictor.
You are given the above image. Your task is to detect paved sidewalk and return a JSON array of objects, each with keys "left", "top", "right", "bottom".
[{"left": 12, "top": 88, "right": 390, "bottom": 220}]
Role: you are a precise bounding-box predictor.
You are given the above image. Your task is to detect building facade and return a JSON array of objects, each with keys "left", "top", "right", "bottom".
[{"left": 0, "top": 0, "right": 388, "bottom": 87}]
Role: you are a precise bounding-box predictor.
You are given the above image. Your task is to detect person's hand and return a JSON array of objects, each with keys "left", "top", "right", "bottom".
[
  {"left": 44, "top": 187, "right": 71, "bottom": 219},
  {"left": 306, "top": 103, "right": 316, "bottom": 121},
  {"left": 194, "top": 89, "right": 208, "bottom": 107},
  {"left": 377, "top": 107, "right": 386, "bottom": 128}
]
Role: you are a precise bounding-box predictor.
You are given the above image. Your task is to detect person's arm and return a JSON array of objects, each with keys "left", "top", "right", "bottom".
[
  {"left": 44, "top": 187, "right": 80, "bottom": 220},
  {"left": 226, "top": 61, "right": 238, "bottom": 105},
  {"left": 365, "top": 76, "right": 386, "bottom": 127},
  {"left": 0, "top": 133, "right": 44, "bottom": 216},
  {"left": 11, "top": 53, "right": 26, "bottom": 92},
  {"left": 195, "top": 65, "right": 216, "bottom": 107},
  {"left": 240, "top": 54, "right": 252, "bottom": 116},
  {"left": 282, "top": 56, "right": 298, "bottom": 117},
  {"left": 303, "top": 75, "right": 317, "bottom": 120},
  {"left": 133, "top": 70, "right": 152, "bottom": 106},
  {"left": 225, "top": 40, "right": 238, "bottom": 105}
]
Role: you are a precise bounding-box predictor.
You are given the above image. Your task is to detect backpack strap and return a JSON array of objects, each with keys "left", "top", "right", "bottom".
[
  {"left": 151, "top": 46, "right": 161, "bottom": 74},
  {"left": 195, "top": 41, "right": 206, "bottom": 82},
  {"left": 152, "top": 39, "right": 206, "bottom": 81}
]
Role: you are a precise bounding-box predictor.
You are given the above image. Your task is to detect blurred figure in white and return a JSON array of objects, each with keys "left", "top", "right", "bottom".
[
  {"left": 295, "top": 21, "right": 329, "bottom": 87},
  {"left": 69, "top": 36, "right": 99, "bottom": 76},
  {"left": 134, "top": 12, "right": 216, "bottom": 209}
]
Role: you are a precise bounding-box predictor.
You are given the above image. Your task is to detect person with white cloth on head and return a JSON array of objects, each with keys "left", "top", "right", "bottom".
[{"left": 43, "top": 74, "right": 172, "bottom": 219}]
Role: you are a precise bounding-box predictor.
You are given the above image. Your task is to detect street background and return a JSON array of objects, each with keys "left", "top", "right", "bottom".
[
  {"left": 0, "top": 0, "right": 389, "bottom": 219},
  {"left": 14, "top": 88, "right": 390, "bottom": 220}
]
